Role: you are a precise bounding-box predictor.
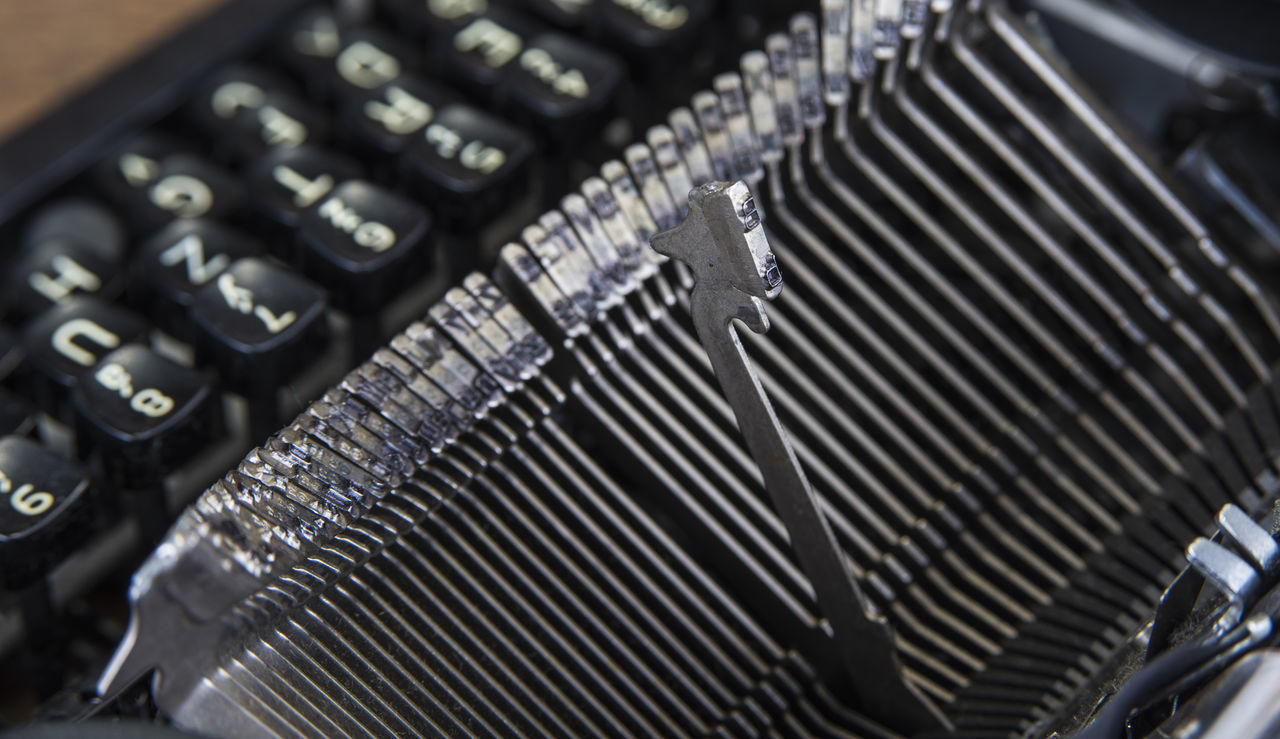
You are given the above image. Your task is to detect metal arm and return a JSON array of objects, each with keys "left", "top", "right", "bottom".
[{"left": 651, "top": 180, "right": 948, "bottom": 733}]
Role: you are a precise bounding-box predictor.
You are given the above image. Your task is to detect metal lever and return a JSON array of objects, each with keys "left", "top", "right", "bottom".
[
  {"left": 1218, "top": 503, "right": 1280, "bottom": 574},
  {"left": 651, "top": 180, "right": 948, "bottom": 733},
  {"left": 1188, "top": 537, "right": 1262, "bottom": 632}
]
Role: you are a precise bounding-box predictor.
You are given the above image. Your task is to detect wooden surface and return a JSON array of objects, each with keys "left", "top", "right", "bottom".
[{"left": 0, "top": 0, "right": 227, "bottom": 140}]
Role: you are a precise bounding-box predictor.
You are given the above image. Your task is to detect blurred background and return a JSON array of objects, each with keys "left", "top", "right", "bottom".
[{"left": 0, "top": 2, "right": 222, "bottom": 139}]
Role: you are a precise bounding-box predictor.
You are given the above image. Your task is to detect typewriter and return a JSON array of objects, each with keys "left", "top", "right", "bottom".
[{"left": 3, "top": 0, "right": 1280, "bottom": 736}]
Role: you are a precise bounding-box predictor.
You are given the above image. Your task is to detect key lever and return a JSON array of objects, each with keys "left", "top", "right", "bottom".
[{"left": 651, "top": 180, "right": 949, "bottom": 734}]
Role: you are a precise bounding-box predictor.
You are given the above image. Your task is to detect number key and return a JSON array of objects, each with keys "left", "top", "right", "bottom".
[
  {"left": 20, "top": 298, "right": 149, "bottom": 418},
  {"left": 246, "top": 145, "right": 362, "bottom": 231},
  {"left": 191, "top": 258, "right": 329, "bottom": 395},
  {"left": 501, "top": 32, "right": 624, "bottom": 138},
  {"left": 403, "top": 104, "right": 534, "bottom": 228},
  {"left": 0, "top": 437, "right": 93, "bottom": 588},
  {"left": 298, "top": 180, "right": 432, "bottom": 312},
  {"left": 73, "top": 345, "right": 218, "bottom": 483}
]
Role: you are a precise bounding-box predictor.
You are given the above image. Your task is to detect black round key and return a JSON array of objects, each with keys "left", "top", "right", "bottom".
[
  {"left": 403, "top": 103, "right": 535, "bottom": 227},
  {"left": 20, "top": 298, "right": 149, "bottom": 418},
  {"left": 596, "top": 0, "right": 712, "bottom": 55},
  {"left": 500, "top": 32, "right": 624, "bottom": 136},
  {"left": 95, "top": 137, "right": 243, "bottom": 231},
  {"left": 189, "top": 65, "right": 328, "bottom": 162},
  {"left": 5, "top": 201, "right": 128, "bottom": 321},
  {"left": 280, "top": 10, "right": 414, "bottom": 102},
  {"left": 4, "top": 237, "right": 126, "bottom": 322},
  {"left": 0, "top": 389, "right": 36, "bottom": 438},
  {"left": 0, "top": 437, "right": 93, "bottom": 589},
  {"left": 298, "top": 180, "right": 432, "bottom": 312},
  {"left": 440, "top": 8, "right": 537, "bottom": 95},
  {"left": 73, "top": 345, "right": 218, "bottom": 483},
  {"left": 246, "top": 145, "right": 363, "bottom": 232},
  {"left": 92, "top": 133, "right": 182, "bottom": 212},
  {"left": 191, "top": 257, "right": 329, "bottom": 395},
  {"left": 21, "top": 200, "right": 125, "bottom": 260},
  {"left": 240, "top": 91, "right": 329, "bottom": 155},
  {"left": 331, "top": 29, "right": 416, "bottom": 100},
  {"left": 143, "top": 154, "right": 244, "bottom": 226},
  {"left": 189, "top": 65, "right": 299, "bottom": 126},
  {"left": 132, "top": 220, "right": 262, "bottom": 337},
  {"left": 342, "top": 75, "right": 457, "bottom": 158}
]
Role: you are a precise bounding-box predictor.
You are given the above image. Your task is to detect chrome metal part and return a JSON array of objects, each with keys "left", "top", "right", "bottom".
[
  {"left": 1188, "top": 537, "right": 1262, "bottom": 630},
  {"left": 96, "top": 2, "right": 1280, "bottom": 737},
  {"left": 1219, "top": 503, "right": 1280, "bottom": 574},
  {"left": 651, "top": 180, "right": 947, "bottom": 731}
]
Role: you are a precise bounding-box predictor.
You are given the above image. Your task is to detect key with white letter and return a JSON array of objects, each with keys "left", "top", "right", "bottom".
[
  {"left": 191, "top": 258, "right": 329, "bottom": 440},
  {"left": 298, "top": 180, "right": 433, "bottom": 313},
  {"left": 19, "top": 297, "right": 148, "bottom": 419},
  {"left": 0, "top": 436, "right": 93, "bottom": 589},
  {"left": 134, "top": 219, "right": 262, "bottom": 339}
]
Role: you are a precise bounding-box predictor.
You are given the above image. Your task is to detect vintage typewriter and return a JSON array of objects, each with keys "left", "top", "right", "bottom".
[{"left": 3, "top": 0, "right": 1280, "bottom": 736}]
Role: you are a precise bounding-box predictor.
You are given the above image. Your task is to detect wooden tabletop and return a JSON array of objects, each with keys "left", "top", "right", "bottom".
[{"left": 0, "top": 0, "right": 227, "bottom": 140}]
